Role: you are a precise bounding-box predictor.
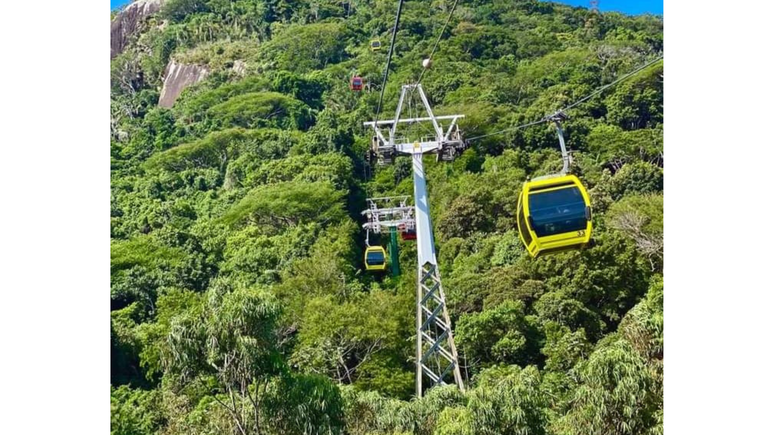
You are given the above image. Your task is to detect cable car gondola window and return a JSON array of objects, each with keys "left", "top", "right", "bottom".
[
  {"left": 366, "top": 251, "right": 385, "bottom": 265},
  {"left": 529, "top": 186, "right": 587, "bottom": 237}
]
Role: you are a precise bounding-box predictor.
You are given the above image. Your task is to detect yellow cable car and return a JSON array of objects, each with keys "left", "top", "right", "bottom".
[
  {"left": 517, "top": 174, "right": 592, "bottom": 257},
  {"left": 370, "top": 40, "right": 382, "bottom": 51},
  {"left": 364, "top": 246, "right": 387, "bottom": 271},
  {"left": 515, "top": 112, "right": 593, "bottom": 257}
]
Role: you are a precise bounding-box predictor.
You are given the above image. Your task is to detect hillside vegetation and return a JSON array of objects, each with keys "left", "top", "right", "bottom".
[{"left": 111, "top": 1, "right": 663, "bottom": 434}]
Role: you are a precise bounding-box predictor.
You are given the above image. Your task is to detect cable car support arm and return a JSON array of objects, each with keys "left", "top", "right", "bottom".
[{"left": 546, "top": 111, "right": 571, "bottom": 175}]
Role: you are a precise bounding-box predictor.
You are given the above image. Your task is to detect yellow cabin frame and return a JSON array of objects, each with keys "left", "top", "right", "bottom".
[
  {"left": 516, "top": 174, "right": 592, "bottom": 257},
  {"left": 364, "top": 246, "right": 387, "bottom": 271}
]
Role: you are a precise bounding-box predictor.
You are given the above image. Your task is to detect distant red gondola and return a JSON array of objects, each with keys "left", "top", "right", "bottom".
[
  {"left": 399, "top": 224, "right": 416, "bottom": 241},
  {"left": 350, "top": 76, "right": 363, "bottom": 91}
]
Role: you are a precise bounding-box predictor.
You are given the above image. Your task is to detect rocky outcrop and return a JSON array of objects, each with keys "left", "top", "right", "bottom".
[
  {"left": 158, "top": 60, "right": 210, "bottom": 108},
  {"left": 232, "top": 60, "right": 247, "bottom": 77},
  {"left": 111, "top": 0, "right": 164, "bottom": 59}
]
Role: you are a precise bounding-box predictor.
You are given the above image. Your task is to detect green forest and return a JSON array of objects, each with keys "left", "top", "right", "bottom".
[{"left": 111, "top": 0, "right": 663, "bottom": 433}]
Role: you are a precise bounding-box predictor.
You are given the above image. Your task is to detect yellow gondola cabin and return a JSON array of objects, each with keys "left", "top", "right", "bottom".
[
  {"left": 364, "top": 246, "right": 387, "bottom": 271},
  {"left": 516, "top": 174, "right": 592, "bottom": 257}
]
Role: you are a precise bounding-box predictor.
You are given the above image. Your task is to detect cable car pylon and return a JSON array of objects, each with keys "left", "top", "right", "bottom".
[{"left": 363, "top": 83, "right": 467, "bottom": 397}]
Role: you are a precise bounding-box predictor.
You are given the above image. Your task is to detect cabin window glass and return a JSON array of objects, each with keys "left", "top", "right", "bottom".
[
  {"left": 366, "top": 251, "right": 384, "bottom": 265},
  {"left": 517, "top": 201, "right": 533, "bottom": 245},
  {"left": 528, "top": 186, "right": 587, "bottom": 237}
]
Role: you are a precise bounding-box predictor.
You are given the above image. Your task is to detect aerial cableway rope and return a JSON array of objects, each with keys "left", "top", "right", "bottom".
[
  {"left": 465, "top": 54, "right": 664, "bottom": 142},
  {"left": 374, "top": 0, "right": 405, "bottom": 122},
  {"left": 416, "top": 0, "right": 461, "bottom": 86},
  {"left": 401, "top": 0, "right": 460, "bottom": 135}
]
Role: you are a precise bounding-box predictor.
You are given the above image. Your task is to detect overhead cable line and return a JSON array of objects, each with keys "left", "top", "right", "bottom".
[
  {"left": 561, "top": 54, "right": 664, "bottom": 112},
  {"left": 404, "top": 0, "right": 460, "bottom": 133},
  {"left": 464, "top": 119, "right": 547, "bottom": 141},
  {"left": 416, "top": 0, "right": 460, "bottom": 85},
  {"left": 466, "top": 54, "right": 664, "bottom": 142},
  {"left": 374, "top": 0, "right": 405, "bottom": 122}
]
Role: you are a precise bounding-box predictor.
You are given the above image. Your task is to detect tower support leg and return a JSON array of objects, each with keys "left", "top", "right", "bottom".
[
  {"left": 412, "top": 153, "right": 464, "bottom": 397},
  {"left": 390, "top": 228, "right": 400, "bottom": 277}
]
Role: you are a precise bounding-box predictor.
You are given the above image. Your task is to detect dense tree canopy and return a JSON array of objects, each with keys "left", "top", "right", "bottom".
[{"left": 111, "top": 0, "right": 663, "bottom": 433}]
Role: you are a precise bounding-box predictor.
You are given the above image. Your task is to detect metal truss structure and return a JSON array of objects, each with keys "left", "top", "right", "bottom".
[
  {"left": 361, "top": 196, "right": 415, "bottom": 238},
  {"left": 362, "top": 196, "right": 415, "bottom": 277},
  {"left": 363, "top": 84, "right": 466, "bottom": 397},
  {"left": 365, "top": 84, "right": 467, "bottom": 166}
]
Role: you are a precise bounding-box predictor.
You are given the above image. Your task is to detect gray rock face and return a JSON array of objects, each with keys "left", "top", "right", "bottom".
[
  {"left": 158, "top": 60, "right": 210, "bottom": 108},
  {"left": 232, "top": 60, "right": 247, "bottom": 77},
  {"left": 111, "top": 0, "right": 164, "bottom": 59}
]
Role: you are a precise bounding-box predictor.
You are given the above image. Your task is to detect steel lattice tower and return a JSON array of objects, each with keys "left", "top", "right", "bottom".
[{"left": 364, "top": 84, "right": 466, "bottom": 396}]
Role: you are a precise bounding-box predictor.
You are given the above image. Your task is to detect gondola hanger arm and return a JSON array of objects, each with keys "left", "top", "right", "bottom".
[{"left": 545, "top": 111, "right": 571, "bottom": 175}]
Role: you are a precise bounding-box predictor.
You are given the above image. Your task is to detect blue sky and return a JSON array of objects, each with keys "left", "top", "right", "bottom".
[
  {"left": 112, "top": 0, "right": 662, "bottom": 15},
  {"left": 111, "top": 0, "right": 130, "bottom": 10},
  {"left": 542, "top": 0, "right": 662, "bottom": 15}
]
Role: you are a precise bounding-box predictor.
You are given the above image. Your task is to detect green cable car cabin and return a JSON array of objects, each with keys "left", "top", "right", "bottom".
[
  {"left": 364, "top": 246, "right": 387, "bottom": 271},
  {"left": 516, "top": 174, "right": 592, "bottom": 257}
]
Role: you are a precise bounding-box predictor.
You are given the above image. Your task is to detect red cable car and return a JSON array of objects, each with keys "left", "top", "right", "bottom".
[
  {"left": 350, "top": 75, "right": 363, "bottom": 91},
  {"left": 399, "top": 224, "right": 417, "bottom": 241}
]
